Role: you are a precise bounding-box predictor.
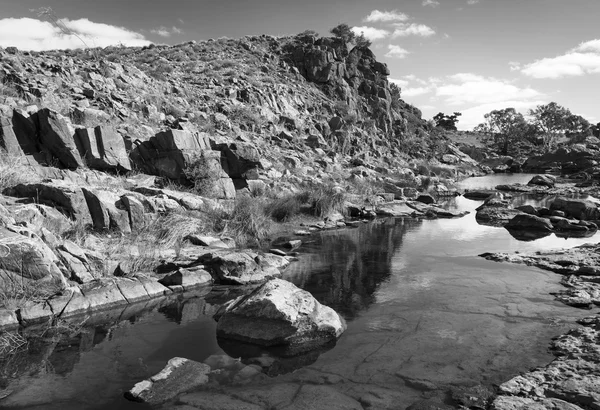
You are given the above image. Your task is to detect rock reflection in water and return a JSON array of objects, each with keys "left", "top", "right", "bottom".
[
  {"left": 217, "top": 337, "right": 336, "bottom": 376},
  {"left": 284, "top": 218, "right": 421, "bottom": 319},
  {"left": 0, "top": 291, "right": 223, "bottom": 410}
]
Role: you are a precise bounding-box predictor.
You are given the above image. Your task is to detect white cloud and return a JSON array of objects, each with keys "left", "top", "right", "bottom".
[
  {"left": 521, "top": 38, "right": 600, "bottom": 79},
  {"left": 150, "top": 26, "right": 183, "bottom": 37},
  {"left": 576, "top": 39, "right": 600, "bottom": 53},
  {"left": 422, "top": 0, "right": 440, "bottom": 7},
  {"left": 151, "top": 26, "right": 171, "bottom": 37},
  {"left": 402, "top": 86, "right": 432, "bottom": 97},
  {"left": 467, "top": 0, "right": 480, "bottom": 4},
  {"left": 392, "top": 23, "right": 436, "bottom": 37},
  {"left": 364, "top": 10, "right": 409, "bottom": 23},
  {"left": 384, "top": 45, "right": 410, "bottom": 59},
  {"left": 458, "top": 100, "right": 544, "bottom": 130},
  {"left": 351, "top": 26, "right": 390, "bottom": 41},
  {"left": 436, "top": 73, "right": 541, "bottom": 105},
  {"left": 389, "top": 78, "right": 409, "bottom": 87},
  {"left": 0, "top": 17, "right": 150, "bottom": 50}
]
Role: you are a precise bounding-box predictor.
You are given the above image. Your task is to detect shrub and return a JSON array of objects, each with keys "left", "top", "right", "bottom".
[
  {"left": 225, "top": 196, "right": 271, "bottom": 246},
  {"left": 310, "top": 184, "right": 346, "bottom": 217}
]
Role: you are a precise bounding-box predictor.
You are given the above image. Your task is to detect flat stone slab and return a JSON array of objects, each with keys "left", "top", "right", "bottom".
[{"left": 125, "top": 357, "right": 210, "bottom": 404}]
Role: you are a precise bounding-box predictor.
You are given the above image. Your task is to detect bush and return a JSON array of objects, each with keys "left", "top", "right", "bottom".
[{"left": 225, "top": 196, "right": 272, "bottom": 246}]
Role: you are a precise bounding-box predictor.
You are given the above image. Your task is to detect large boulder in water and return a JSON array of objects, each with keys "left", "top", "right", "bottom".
[
  {"left": 215, "top": 279, "right": 346, "bottom": 351},
  {"left": 527, "top": 174, "right": 556, "bottom": 188},
  {"left": 505, "top": 214, "right": 553, "bottom": 231},
  {"left": 550, "top": 197, "right": 600, "bottom": 221}
]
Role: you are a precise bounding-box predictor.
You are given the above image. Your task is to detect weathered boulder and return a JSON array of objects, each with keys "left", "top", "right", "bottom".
[
  {"left": 34, "top": 108, "right": 84, "bottom": 168},
  {"left": 199, "top": 250, "right": 289, "bottom": 285},
  {"left": 527, "top": 174, "right": 555, "bottom": 188},
  {"left": 550, "top": 197, "right": 600, "bottom": 221},
  {"left": 215, "top": 278, "right": 346, "bottom": 350},
  {"left": 476, "top": 207, "right": 523, "bottom": 227},
  {"left": 74, "top": 126, "right": 131, "bottom": 172},
  {"left": 0, "top": 226, "right": 65, "bottom": 283},
  {"left": 505, "top": 214, "right": 553, "bottom": 231}
]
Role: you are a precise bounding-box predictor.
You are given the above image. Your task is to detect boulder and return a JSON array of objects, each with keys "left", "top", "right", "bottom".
[
  {"left": 505, "top": 214, "right": 553, "bottom": 231},
  {"left": 476, "top": 207, "right": 523, "bottom": 227},
  {"left": 527, "top": 174, "right": 555, "bottom": 188},
  {"left": 199, "top": 250, "right": 288, "bottom": 285},
  {"left": 550, "top": 197, "right": 600, "bottom": 221},
  {"left": 0, "top": 227, "right": 65, "bottom": 284},
  {"left": 215, "top": 278, "right": 346, "bottom": 350}
]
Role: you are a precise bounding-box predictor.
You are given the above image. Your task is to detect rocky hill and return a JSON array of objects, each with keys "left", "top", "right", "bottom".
[
  {"left": 0, "top": 32, "right": 484, "bottom": 329},
  {"left": 0, "top": 33, "right": 465, "bottom": 189}
]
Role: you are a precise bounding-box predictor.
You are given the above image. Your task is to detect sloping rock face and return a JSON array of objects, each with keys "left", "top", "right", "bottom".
[
  {"left": 74, "top": 126, "right": 131, "bottom": 172},
  {"left": 284, "top": 36, "right": 401, "bottom": 136},
  {"left": 215, "top": 278, "right": 346, "bottom": 350}
]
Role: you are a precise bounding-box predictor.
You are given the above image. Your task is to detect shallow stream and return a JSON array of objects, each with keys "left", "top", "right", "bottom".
[{"left": 1, "top": 174, "right": 597, "bottom": 409}]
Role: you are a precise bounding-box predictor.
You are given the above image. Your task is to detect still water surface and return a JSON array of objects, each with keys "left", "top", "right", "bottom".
[{"left": 1, "top": 174, "right": 596, "bottom": 409}]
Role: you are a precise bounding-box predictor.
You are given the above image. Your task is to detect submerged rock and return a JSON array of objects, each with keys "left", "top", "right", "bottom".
[
  {"left": 125, "top": 357, "right": 210, "bottom": 404},
  {"left": 215, "top": 279, "right": 346, "bottom": 352}
]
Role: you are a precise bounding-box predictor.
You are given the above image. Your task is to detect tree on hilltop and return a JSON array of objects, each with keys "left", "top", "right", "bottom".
[
  {"left": 433, "top": 112, "right": 461, "bottom": 131},
  {"left": 329, "top": 24, "right": 372, "bottom": 48},
  {"left": 474, "top": 108, "right": 535, "bottom": 155},
  {"left": 528, "top": 102, "right": 584, "bottom": 151},
  {"left": 330, "top": 23, "right": 356, "bottom": 43}
]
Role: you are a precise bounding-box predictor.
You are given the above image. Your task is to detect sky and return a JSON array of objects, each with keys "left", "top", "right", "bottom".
[{"left": 0, "top": 0, "right": 598, "bottom": 130}]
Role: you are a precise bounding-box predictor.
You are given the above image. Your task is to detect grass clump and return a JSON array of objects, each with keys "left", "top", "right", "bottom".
[
  {"left": 269, "top": 184, "right": 347, "bottom": 222},
  {"left": 223, "top": 195, "right": 271, "bottom": 246}
]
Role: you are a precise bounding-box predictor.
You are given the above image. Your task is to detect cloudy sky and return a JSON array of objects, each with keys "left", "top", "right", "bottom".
[{"left": 0, "top": 0, "right": 598, "bottom": 129}]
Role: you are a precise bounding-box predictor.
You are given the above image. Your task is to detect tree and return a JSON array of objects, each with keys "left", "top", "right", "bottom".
[
  {"left": 593, "top": 122, "right": 600, "bottom": 138},
  {"left": 475, "top": 108, "right": 534, "bottom": 155},
  {"left": 528, "top": 102, "right": 574, "bottom": 151},
  {"left": 433, "top": 112, "right": 461, "bottom": 131},
  {"left": 330, "top": 23, "right": 356, "bottom": 43},
  {"left": 354, "top": 32, "right": 372, "bottom": 48}
]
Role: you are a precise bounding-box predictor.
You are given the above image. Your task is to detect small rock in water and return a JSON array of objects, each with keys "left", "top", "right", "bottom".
[{"left": 125, "top": 357, "right": 210, "bottom": 404}]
